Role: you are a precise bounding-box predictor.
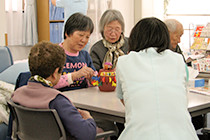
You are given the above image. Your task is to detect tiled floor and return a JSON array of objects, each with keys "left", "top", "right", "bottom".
[{"left": 7, "top": 45, "right": 32, "bottom": 62}]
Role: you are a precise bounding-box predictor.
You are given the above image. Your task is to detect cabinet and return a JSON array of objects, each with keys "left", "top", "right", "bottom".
[{"left": 36, "top": 0, "right": 64, "bottom": 43}]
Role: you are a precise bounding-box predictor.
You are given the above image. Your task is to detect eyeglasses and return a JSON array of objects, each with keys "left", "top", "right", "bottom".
[{"left": 105, "top": 27, "right": 122, "bottom": 34}]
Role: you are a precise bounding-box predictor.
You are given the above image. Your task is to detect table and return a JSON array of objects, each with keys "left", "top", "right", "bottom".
[
  {"left": 63, "top": 87, "right": 210, "bottom": 123},
  {"left": 188, "top": 92, "right": 210, "bottom": 117}
]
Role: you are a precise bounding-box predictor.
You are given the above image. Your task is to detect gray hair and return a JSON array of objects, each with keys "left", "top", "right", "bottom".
[
  {"left": 164, "top": 19, "right": 182, "bottom": 33},
  {"left": 99, "top": 9, "right": 125, "bottom": 37}
]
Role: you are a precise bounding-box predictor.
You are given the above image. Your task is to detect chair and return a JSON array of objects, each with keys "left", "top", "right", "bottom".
[
  {"left": 96, "top": 130, "right": 117, "bottom": 140},
  {"left": 0, "top": 46, "right": 13, "bottom": 73},
  {"left": 201, "top": 128, "right": 210, "bottom": 140},
  {"left": 7, "top": 100, "right": 117, "bottom": 140},
  {"left": 7, "top": 100, "right": 66, "bottom": 140}
]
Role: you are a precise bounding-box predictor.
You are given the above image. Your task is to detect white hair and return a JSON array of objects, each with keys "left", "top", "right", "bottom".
[
  {"left": 164, "top": 19, "right": 182, "bottom": 33},
  {"left": 99, "top": 9, "right": 125, "bottom": 38}
]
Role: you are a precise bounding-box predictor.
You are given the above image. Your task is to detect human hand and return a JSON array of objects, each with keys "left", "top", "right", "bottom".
[
  {"left": 78, "top": 109, "right": 93, "bottom": 120},
  {"left": 72, "top": 66, "right": 95, "bottom": 80}
]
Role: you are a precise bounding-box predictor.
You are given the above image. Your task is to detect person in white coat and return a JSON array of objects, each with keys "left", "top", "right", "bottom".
[
  {"left": 116, "top": 17, "right": 199, "bottom": 140},
  {"left": 51, "top": 0, "right": 88, "bottom": 23}
]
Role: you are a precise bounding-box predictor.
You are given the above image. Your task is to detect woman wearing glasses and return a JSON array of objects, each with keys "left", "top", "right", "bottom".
[{"left": 90, "top": 9, "right": 129, "bottom": 72}]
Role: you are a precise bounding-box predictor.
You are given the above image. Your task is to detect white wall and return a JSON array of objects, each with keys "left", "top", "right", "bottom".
[
  {"left": 141, "top": 0, "right": 154, "bottom": 18},
  {"left": 0, "top": 0, "right": 7, "bottom": 46},
  {"left": 135, "top": 0, "right": 164, "bottom": 21},
  {"left": 153, "top": 0, "right": 164, "bottom": 20},
  {"left": 112, "top": 0, "right": 134, "bottom": 37},
  {"left": 108, "top": 0, "right": 164, "bottom": 37},
  {"left": 134, "top": 0, "right": 142, "bottom": 24}
]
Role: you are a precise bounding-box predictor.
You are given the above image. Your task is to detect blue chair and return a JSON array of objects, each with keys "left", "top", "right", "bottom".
[
  {"left": 0, "top": 47, "right": 29, "bottom": 85},
  {"left": 0, "top": 46, "right": 13, "bottom": 73}
]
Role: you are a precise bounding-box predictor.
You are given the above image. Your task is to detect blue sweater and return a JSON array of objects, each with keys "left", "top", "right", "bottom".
[
  {"left": 50, "top": 94, "right": 96, "bottom": 139},
  {"left": 59, "top": 50, "right": 96, "bottom": 91}
]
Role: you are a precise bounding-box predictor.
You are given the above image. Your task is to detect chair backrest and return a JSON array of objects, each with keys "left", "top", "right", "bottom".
[
  {"left": 0, "top": 46, "right": 13, "bottom": 73},
  {"left": 7, "top": 100, "right": 66, "bottom": 140}
]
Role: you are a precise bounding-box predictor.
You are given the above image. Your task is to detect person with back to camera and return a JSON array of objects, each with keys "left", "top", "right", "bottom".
[
  {"left": 116, "top": 17, "right": 199, "bottom": 140},
  {"left": 11, "top": 41, "right": 96, "bottom": 140},
  {"left": 53, "top": 12, "right": 97, "bottom": 91},
  {"left": 90, "top": 9, "right": 129, "bottom": 72}
]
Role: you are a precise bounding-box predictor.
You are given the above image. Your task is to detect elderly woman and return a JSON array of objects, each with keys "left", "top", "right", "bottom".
[{"left": 90, "top": 9, "right": 129, "bottom": 71}]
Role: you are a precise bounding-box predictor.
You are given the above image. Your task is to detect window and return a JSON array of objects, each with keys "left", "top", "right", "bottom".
[{"left": 5, "top": 0, "right": 19, "bottom": 11}]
